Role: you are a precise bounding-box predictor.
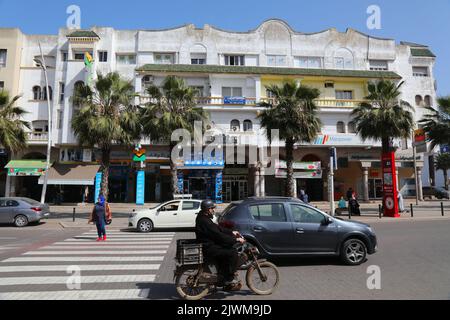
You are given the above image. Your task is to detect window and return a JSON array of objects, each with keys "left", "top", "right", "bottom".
[
  {"left": 182, "top": 201, "right": 200, "bottom": 210},
  {"left": 117, "top": 54, "right": 136, "bottom": 65},
  {"left": 424, "top": 95, "right": 432, "bottom": 107},
  {"left": 0, "top": 49, "right": 7, "bottom": 67},
  {"left": 294, "top": 56, "right": 322, "bottom": 69},
  {"left": 42, "top": 86, "right": 53, "bottom": 101},
  {"left": 191, "top": 53, "right": 206, "bottom": 65},
  {"left": 334, "top": 48, "right": 354, "bottom": 69},
  {"left": 154, "top": 53, "right": 174, "bottom": 64},
  {"left": 32, "top": 86, "right": 41, "bottom": 100},
  {"left": 290, "top": 205, "right": 325, "bottom": 224},
  {"left": 61, "top": 51, "right": 68, "bottom": 62},
  {"left": 224, "top": 55, "right": 245, "bottom": 66},
  {"left": 57, "top": 110, "right": 63, "bottom": 129},
  {"left": 73, "top": 51, "right": 91, "bottom": 61},
  {"left": 249, "top": 204, "right": 287, "bottom": 222},
  {"left": 243, "top": 120, "right": 253, "bottom": 132},
  {"left": 324, "top": 82, "right": 334, "bottom": 89},
  {"left": 369, "top": 60, "right": 388, "bottom": 71},
  {"left": 336, "top": 90, "right": 353, "bottom": 100},
  {"left": 160, "top": 201, "right": 180, "bottom": 212},
  {"left": 267, "top": 55, "right": 287, "bottom": 66},
  {"left": 0, "top": 81, "right": 4, "bottom": 91},
  {"left": 222, "top": 87, "right": 242, "bottom": 97},
  {"left": 348, "top": 122, "right": 357, "bottom": 133},
  {"left": 337, "top": 121, "right": 346, "bottom": 133},
  {"left": 230, "top": 120, "right": 240, "bottom": 132},
  {"left": 59, "top": 83, "right": 65, "bottom": 104},
  {"left": 191, "top": 58, "right": 206, "bottom": 65},
  {"left": 413, "top": 66, "right": 429, "bottom": 77},
  {"left": 98, "top": 51, "right": 108, "bottom": 62},
  {"left": 415, "top": 95, "right": 423, "bottom": 106}
]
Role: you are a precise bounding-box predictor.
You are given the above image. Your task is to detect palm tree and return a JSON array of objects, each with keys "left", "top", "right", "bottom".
[
  {"left": 140, "top": 76, "right": 208, "bottom": 197},
  {"left": 71, "top": 72, "right": 141, "bottom": 200},
  {"left": 419, "top": 96, "right": 450, "bottom": 150},
  {"left": 0, "top": 90, "right": 29, "bottom": 154},
  {"left": 350, "top": 80, "right": 414, "bottom": 154},
  {"left": 435, "top": 153, "right": 450, "bottom": 190},
  {"left": 258, "top": 81, "right": 322, "bottom": 197}
]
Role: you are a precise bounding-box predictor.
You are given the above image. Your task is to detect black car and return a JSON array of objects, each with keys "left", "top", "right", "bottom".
[{"left": 218, "top": 197, "right": 377, "bottom": 265}]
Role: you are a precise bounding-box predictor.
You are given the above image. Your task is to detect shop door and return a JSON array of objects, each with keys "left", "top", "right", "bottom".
[{"left": 369, "top": 179, "right": 383, "bottom": 199}]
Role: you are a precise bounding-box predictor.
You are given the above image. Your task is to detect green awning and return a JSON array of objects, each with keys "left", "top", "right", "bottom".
[{"left": 5, "top": 160, "right": 48, "bottom": 169}]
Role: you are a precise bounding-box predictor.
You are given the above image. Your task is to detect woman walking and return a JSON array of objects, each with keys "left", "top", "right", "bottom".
[{"left": 89, "top": 195, "right": 110, "bottom": 241}]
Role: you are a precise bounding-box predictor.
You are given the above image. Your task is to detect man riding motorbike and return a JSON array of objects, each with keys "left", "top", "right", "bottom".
[{"left": 195, "top": 200, "right": 245, "bottom": 291}]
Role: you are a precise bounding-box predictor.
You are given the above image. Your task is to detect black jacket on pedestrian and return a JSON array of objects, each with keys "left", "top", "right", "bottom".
[{"left": 195, "top": 213, "right": 236, "bottom": 251}]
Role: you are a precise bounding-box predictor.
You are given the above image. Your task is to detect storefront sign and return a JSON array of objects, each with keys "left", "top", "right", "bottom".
[
  {"left": 215, "top": 172, "right": 223, "bottom": 204},
  {"left": 224, "top": 97, "right": 246, "bottom": 105},
  {"left": 136, "top": 171, "right": 145, "bottom": 205},
  {"left": 313, "top": 135, "right": 368, "bottom": 146},
  {"left": 275, "top": 160, "right": 321, "bottom": 170},
  {"left": 275, "top": 169, "right": 323, "bottom": 179},
  {"left": 414, "top": 129, "right": 427, "bottom": 154},
  {"left": 8, "top": 167, "right": 45, "bottom": 176},
  {"left": 382, "top": 152, "right": 399, "bottom": 218},
  {"left": 94, "top": 172, "right": 102, "bottom": 202},
  {"left": 133, "top": 146, "right": 147, "bottom": 162}
]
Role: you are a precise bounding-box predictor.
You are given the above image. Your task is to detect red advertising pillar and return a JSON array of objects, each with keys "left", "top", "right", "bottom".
[{"left": 382, "top": 152, "right": 400, "bottom": 218}]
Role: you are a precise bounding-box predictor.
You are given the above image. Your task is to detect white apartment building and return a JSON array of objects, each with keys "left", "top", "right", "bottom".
[{"left": 0, "top": 19, "right": 442, "bottom": 204}]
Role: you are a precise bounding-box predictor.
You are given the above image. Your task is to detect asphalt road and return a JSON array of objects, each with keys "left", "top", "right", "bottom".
[{"left": 0, "top": 219, "right": 449, "bottom": 300}]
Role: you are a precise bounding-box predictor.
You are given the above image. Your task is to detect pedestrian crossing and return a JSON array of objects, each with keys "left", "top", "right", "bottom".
[{"left": 0, "top": 230, "right": 176, "bottom": 300}]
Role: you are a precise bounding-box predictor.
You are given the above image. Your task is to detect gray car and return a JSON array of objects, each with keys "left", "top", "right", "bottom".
[
  {"left": 0, "top": 197, "right": 50, "bottom": 227},
  {"left": 218, "top": 197, "right": 377, "bottom": 265}
]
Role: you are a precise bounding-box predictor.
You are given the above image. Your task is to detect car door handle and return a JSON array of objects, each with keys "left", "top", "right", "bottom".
[
  {"left": 253, "top": 226, "right": 264, "bottom": 232},
  {"left": 296, "top": 228, "right": 305, "bottom": 234}
]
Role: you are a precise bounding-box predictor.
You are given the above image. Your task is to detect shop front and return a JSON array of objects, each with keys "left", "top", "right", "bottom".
[{"left": 4, "top": 160, "right": 47, "bottom": 200}]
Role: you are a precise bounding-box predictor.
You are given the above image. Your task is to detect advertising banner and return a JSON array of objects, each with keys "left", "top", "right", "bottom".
[
  {"left": 94, "top": 172, "right": 103, "bottom": 203},
  {"left": 136, "top": 171, "right": 145, "bottom": 205},
  {"left": 215, "top": 171, "right": 223, "bottom": 204},
  {"left": 382, "top": 152, "right": 399, "bottom": 217}
]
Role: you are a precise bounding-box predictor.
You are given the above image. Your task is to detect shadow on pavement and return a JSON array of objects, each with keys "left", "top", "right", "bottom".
[{"left": 268, "top": 256, "right": 346, "bottom": 267}]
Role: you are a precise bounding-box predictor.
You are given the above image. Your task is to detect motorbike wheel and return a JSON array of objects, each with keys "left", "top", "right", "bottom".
[
  {"left": 246, "top": 261, "right": 280, "bottom": 295},
  {"left": 175, "top": 268, "right": 210, "bottom": 300}
]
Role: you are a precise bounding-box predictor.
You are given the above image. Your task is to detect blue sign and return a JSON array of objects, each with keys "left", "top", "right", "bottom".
[
  {"left": 224, "top": 97, "right": 246, "bottom": 105},
  {"left": 94, "top": 172, "right": 102, "bottom": 203},
  {"left": 177, "top": 172, "right": 184, "bottom": 194},
  {"left": 215, "top": 171, "right": 223, "bottom": 204},
  {"left": 136, "top": 171, "right": 145, "bottom": 205},
  {"left": 441, "top": 145, "right": 450, "bottom": 154}
]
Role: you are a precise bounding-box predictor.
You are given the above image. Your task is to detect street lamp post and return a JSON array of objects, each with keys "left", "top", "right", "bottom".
[{"left": 34, "top": 42, "right": 52, "bottom": 204}]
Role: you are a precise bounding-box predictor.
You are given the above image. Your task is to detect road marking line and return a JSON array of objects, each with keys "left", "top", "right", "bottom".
[
  {"left": 0, "top": 264, "right": 160, "bottom": 272},
  {"left": 0, "top": 289, "right": 150, "bottom": 300},
  {"left": 2, "top": 256, "right": 164, "bottom": 263},
  {"left": 0, "top": 274, "right": 156, "bottom": 286},
  {"left": 23, "top": 250, "right": 167, "bottom": 255},
  {"left": 65, "top": 238, "right": 173, "bottom": 242},
  {"left": 41, "top": 245, "right": 170, "bottom": 250},
  {"left": 53, "top": 241, "right": 172, "bottom": 245}
]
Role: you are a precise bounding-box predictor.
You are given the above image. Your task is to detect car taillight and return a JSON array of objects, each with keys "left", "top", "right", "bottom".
[
  {"left": 219, "top": 220, "right": 235, "bottom": 229},
  {"left": 31, "top": 207, "right": 42, "bottom": 212}
]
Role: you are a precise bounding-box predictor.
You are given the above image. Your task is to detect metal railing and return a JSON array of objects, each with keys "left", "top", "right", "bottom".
[{"left": 27, "top": 132, "right": 48, "bottom": 141}]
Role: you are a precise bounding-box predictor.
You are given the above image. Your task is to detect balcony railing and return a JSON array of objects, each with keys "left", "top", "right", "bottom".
[
  {"left": 139, "top": 95, "right": 366, "bottom": 108},
  {"left": 28, "top": 132, "right": 48, "bottom": 141}
]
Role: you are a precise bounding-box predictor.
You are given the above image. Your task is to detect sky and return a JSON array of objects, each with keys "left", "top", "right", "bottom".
[{"left": 1, "top": 0, "right": 449, "bottom": 96}]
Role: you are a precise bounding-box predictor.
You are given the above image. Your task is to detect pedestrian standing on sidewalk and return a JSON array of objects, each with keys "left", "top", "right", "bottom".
[{"left": 89, "top": 194, "right": 108, "bottom": 241}]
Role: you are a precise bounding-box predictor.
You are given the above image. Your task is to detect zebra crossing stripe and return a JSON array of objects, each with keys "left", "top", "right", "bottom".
[
  {"left": 24, "top": 250, "right": 167, "bottom": 255},
  {"left": 0, "top": 264, "right": 160, "bottom": 272},
  {"left": 2, "top": 256, "right": 165, "bottom": 263},
  {"left": 41, "top": 245, "right": 170, "bottom": 250},
  {"left": 0, "top": 274, "right": 156, "bottom": 286},
  {"left": 0, "top": 289, "right": 150, "bottom": 300},
  {"left": 67, "top": 238, "right": 173, "bottom": 241},
  {"left": 53, "top": 241, "right": 172, "bottom": 245}
]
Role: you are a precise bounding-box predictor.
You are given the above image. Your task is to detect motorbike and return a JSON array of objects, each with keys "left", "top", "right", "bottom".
[{"left": 174, "top": 240, "right": 280, "bottom": 300}]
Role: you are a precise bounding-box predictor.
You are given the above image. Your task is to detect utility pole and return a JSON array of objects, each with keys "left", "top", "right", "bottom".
[
  {"left": 412, "top": 130, "right": 419, "bottom": 205},
  {"left": 329, "top": 147, "right": 336, "bottom": 216},
  {"left": 35, "top": 42, "right": 52, "bottom": 204}
]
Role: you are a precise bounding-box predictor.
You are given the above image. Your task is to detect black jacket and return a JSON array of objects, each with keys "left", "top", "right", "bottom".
[{"left": 195, "top": 213, "right": 236, "bottom": 250}]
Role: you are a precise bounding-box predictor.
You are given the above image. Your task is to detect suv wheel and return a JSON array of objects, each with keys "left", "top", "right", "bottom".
[
  {"left": 14, "top": 215, "right": 29, "bottom": 228},
  {"left": 341, "top": 239, "right": 367, "bottom": 266},
  {"left": 138, "top": 219, "right": 153, "bottom": 233}
]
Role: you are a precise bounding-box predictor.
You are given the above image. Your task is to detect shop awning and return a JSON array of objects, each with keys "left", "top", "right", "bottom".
[
  {"left": 5, "top": 160, "right": 49, "bottom": 176},
  {"left": 38, "top": 164, "right": 101, "bottom": 185}
]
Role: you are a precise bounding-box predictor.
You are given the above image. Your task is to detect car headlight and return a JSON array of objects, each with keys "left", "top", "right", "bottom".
[{"left": 367, "top": 227, "right": 374, "bottom": 234}]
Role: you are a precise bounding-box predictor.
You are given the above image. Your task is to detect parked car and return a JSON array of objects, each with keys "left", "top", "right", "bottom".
[
  {"left": 422, "top": 186, "right": 450, "bottom": 200},
  {"left": 218, "top": 197, "right": 377, "bottom": 265},
  {"left": 0, "top": 197, "right": 50, "bottom": 227},
  {"left": 129, "top": 199, "right": 211, "bottom": 232}
]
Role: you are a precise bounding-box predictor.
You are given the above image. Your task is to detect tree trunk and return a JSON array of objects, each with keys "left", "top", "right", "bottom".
[
  {"left": 381, "top": 137, "right": 392, "bottom": 154},
  {"left": 285, "top": 138, "right": 295, "bottom": 197},
  {"left": 170, "top": 141, "right": 180, "bottom": 199},
  {"left": 101, "top": 148, "right": 110, "bottom": 201},
  {"left": 444, "top": 170, "right": 449, "bottom": 191}
]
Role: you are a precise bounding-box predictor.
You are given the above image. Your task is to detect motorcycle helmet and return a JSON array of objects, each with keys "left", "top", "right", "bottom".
[{"left": 201, "top": 200, "right": 216, "bottom": 211}]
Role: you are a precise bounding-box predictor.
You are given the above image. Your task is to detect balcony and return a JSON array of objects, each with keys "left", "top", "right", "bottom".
[
  {"left": 27, "top": 132, "right": 48, "bottom": 144},
  {"left": 139, "top": 95, "right": 366, "bottom": 108}
]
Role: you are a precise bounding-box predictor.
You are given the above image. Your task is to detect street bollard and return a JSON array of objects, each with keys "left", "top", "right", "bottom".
[
  {"left": 441, "top": 202, "right": 445, "bottom": 217},
  {"left": 410, "top": 204, "right": 414, "bottom": 218},
  {"left": 73, "top": 208, "right": 76, "bottom": 222},
  {"left": 379, "top": 205, "right": 382, "bottom": 219},
  {"left": 348, "top": 208, "right": 351, "bottom": 220}
]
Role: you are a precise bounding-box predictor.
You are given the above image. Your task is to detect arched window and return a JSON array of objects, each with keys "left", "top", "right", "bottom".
[
  {"left": 42, "top": 86, "right": 53, "bottom": 101},
  {"left": 337, "top": 121, "right": 346, "bottom": 133},
  {"left": 415, "top": 95, "right": 423, "bottom": 106},
  {"left": 230, "top": 120, "right": 240, "bottom": 132},
  {"left": 243, "top": 120, "right": 253, "bottom": 132},
  {"left": 348, "top": 122, "right": 356, "bottom": 133},
  {"left": 334, "top": 48, "right": 354, "bottom": 70},
  {"left": 142, "top": 76, "right": 153, "bottom": 90},
  {"left": 424, "top": 95, "right": 432, "bottom": 107},
  {"left": 32, "top": 86, "right": 41, "bottom": 100}
]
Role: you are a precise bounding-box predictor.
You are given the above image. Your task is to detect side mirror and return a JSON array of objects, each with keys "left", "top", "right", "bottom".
[{"left": 322, "top": 217, "right": 333, "bottom": 225}]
